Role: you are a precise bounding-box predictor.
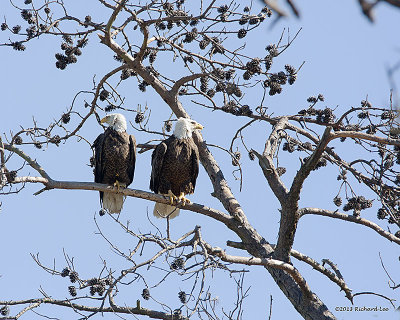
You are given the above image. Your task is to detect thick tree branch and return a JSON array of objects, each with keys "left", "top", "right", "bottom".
[
  {"left": 238, "top": 111, "right": 400, "bottom": 149},
  {"left": 299, "top": 207, "right": 400, "bottom": 245},
  {"left": 331, "top": 130, "right": 400, "bottom": 146},
  {"left": 204, "top": 244, "right": 312, "bottom": 298},
  {"left": 56, "top": 23, "right": 336, "bottom": 320},
  {"left": 3, "top": 144, "right": 50, "bottom": 180},
  {"left": 253, "top": 149, "right": 289, "bottom": 201},
  {"left": 104, "top": 0, "right": 127, "bottom": 43},
  {"left": 4, "top": 32, "right": 337, "bottom": 320},
  {"left": 0, "top": 298, "right": 187, "bottom": 320},
  {"left": 275, "top": 122, "right": 394, "bottom": 201},
  {"left": 4, "top": 1, "right": 399, "bottom": 319},
  {"left": 12, "top": 177, "right": 232, "bottom": 224},
  {"left": 322, "top": 259, "right": 344, "bottom": 280},
  {"left": 254, "top": 117, "right": 289, "bottom": 203},
  {"left": 3, "top": 142, "right": 231, "bottom": 223},
  {"left": 97, "top": 33, "right": 248, "bottom": 222},
  {"left": 274, "top": 127, "right": 333, "bottom": 262},
  {"left": 170, "top": 73, "right": 208, "bottom": 96},
  {"left": 291, "top": 250, "right": 352, "bottom": 301},
  {"left": 290, "top": 127, "right": 332, "bottom": 202},
  {"left": 227, "top": 240, "right": 353, "bottom": 301}
]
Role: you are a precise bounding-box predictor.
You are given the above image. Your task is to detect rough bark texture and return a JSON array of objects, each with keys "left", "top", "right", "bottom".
[
  {"left": 95, "top": 34, "right": 337, "bottom": 320},
  {"left": 275, "top": 127, "right": 332, "bottom": 263}
]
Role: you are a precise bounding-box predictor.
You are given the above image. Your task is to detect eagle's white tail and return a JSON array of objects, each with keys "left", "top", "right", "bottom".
[
  {"left": 103, "top": 192, "right": 125, "bottom": 214},
  {"left": 153, "top": 202, "right": 180, "bottom": 219}
]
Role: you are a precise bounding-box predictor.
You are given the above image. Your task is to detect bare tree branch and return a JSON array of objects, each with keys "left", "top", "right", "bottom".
[
  {"left": 227, "top": 240, "right": 353, "bottom": 301},
  {"left": 253, "top": 117, "right": 289, "bottom": 203},
  {"left": 273, "top": 127, "right": 332, "bottom": 262},
  {"left": 3, "top": 1, "right": 399, "bottom": 319},
  {"left": 204, "top": 244, "right": 312, "bottom": 298},
  {"left": 299, "top": 207, "right": 400, "bottom": 245},
  {"left": 0, "top": 297, "right": 188, "bottom": 320}
]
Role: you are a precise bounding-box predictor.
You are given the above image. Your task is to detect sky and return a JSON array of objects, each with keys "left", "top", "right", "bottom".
[{"left": 1, "top": 1, "right": 400, "bottom": 320}]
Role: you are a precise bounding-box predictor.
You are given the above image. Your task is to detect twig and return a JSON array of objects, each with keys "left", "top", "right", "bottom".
[
  {"left": 379, "top": 252, "right": 399, "bottom": 289},
  {"left": 352, "top": 291, "right": 396, "bottom": 308},
  {"left": 268, "top": 295, "right": 273, "bottom": 320}
]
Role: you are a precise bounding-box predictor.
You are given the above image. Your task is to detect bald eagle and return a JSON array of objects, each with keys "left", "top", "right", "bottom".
[
  {"left": 92, "top": 113, "right": 136, "bottom": 214},
  {"left": 150, "top": 118, "right": 203, "bottom": 219}
]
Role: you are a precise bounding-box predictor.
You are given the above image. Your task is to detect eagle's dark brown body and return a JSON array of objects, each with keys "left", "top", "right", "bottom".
[
  {"left": 93, "top": 127, "right": 136, "bottom": 211},
  {"left": 150, "top": 136, "right": 199, "bottom": 199}
]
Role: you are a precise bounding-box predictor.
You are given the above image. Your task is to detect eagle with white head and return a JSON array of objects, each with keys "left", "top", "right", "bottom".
[
  {"left": 92, "top": 113, "right": 136, "bottom": 214},
  {"left": 150, "top": 118, "right": 203, "bottom": 219}
]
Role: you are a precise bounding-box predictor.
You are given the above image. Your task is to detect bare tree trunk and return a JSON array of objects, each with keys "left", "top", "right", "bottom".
[
  {"left": 225, "top": 217, "right": 336, "bottom": 320},
  {"left": 268, "top": 268, "right": 335, "bottom": 320}
]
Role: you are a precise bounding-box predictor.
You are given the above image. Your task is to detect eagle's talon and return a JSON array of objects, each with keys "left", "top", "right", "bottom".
[
  {"left": 113, "top": 180, "right": 120, "bottom": 193},
  {"left": 94, "top": 113, "right": 136, "bottom": 214},
  {"left": 178, "top": 192, "right": 191, "bottom": 206},
  {"left": 167, "top": 190, "right": 178, "bottom": 205},
  {"left": 113, "top": 180, "right": 127, "bottom": 194},
  {"left": 169, "top": 196, "right": 176, "bottom": 205},
  {"left": 150, "top": 119, "right": 203, "bottom": 219}
]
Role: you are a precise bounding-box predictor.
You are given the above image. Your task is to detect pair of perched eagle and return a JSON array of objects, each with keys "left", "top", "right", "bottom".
[{"left": 92, "top": 113, "right": 203, "bottom": 218}]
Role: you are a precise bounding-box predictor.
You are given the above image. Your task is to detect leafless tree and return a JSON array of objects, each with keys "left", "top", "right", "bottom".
[{"left": 1, "top": 1, "right": 399, "bottom": 319}]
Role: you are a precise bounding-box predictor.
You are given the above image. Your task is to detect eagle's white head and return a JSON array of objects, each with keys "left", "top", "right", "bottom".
[
  {"left": 173, "top": 118, "right": 204, "bottom": 139},
  {"left": 100, "top": 113, "right": 127, "bottom": 132}
]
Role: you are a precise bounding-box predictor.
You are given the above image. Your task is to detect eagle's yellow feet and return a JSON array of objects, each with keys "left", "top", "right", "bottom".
[
  {"left": 178, "top": 192, "right": 191, "bottom": 206},
  {"left": 113, "top": 180, "right": 120, "bottom": 193},
  {"left": 113, "top": 180, "right": 126, "bottom": 193},
  {"left": 167, "top": 190, "right": 178, "bottom": 205}
]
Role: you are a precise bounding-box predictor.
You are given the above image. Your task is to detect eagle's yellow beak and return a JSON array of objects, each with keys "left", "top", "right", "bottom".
[
  {"left": 100, "top": 116, "right": 108, "bottom": 124},
  {"left": 195, "top": 123, "right": 204, "bottom": 130}
]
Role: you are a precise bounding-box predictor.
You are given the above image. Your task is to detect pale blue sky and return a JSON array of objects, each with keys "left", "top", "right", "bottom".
[{"left": 1, "top": 1, "right": 400, "bottom": 319}]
